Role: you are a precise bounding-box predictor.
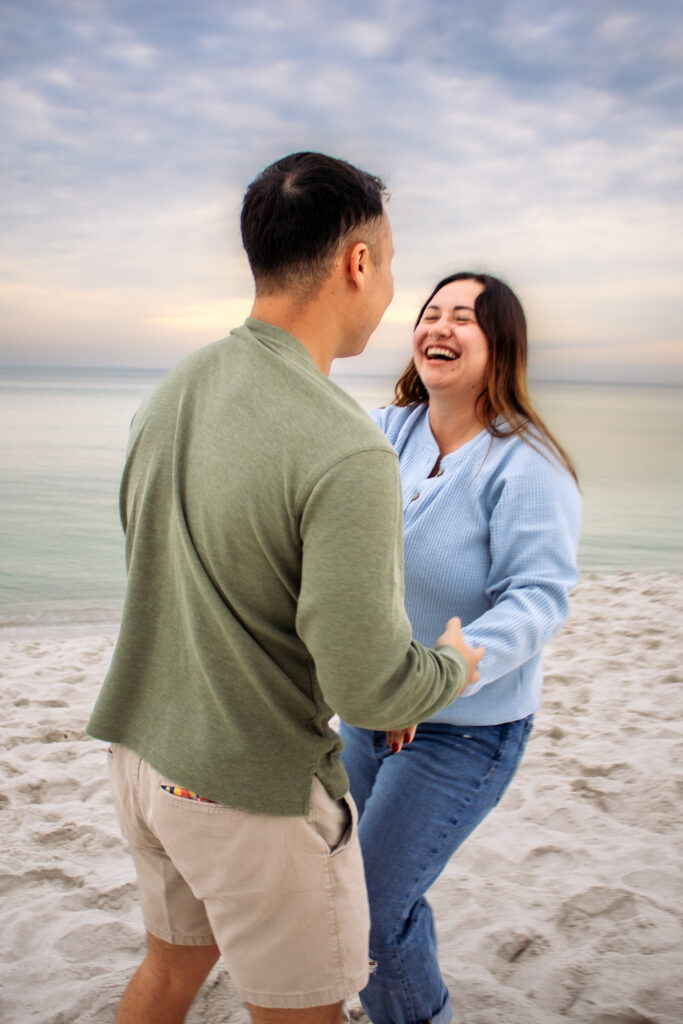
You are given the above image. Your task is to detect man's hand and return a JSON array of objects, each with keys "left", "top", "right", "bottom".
[
  {"left": 385, "top": 619, "right": 483, "bottom": 754},
  {"left": 436, "top": 617, "right": 484, "bottom": 691}
]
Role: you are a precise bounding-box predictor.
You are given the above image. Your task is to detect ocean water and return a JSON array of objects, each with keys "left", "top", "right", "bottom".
[{"left": 1, "top": 366, "right": 681, "bottom": 630}]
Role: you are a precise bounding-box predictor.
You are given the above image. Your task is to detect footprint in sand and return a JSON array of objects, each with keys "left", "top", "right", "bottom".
[
  {"left": 579, "top": 762, "right": 629, "bottom": 778},
  {"left": 522, "top": 843, "right": 576, "bottom": 868},
  {"left": 482, "top": 926, "right": 552, "bottom": 983},
  {"left": 63, "top": 881, "right": 137, "bottom": 914},
  {"left": 557, "top": 886, "right": 638, "bottom": 935},
  {"left": 3, "top": 866, "right": 85, "bottom": 894},
  {"left": 556, "top": 885, "right": 680, "bottom": 956},
  {"left": 589, "top": 1010, "right": 659, "bottom": 1024},
  {"left": 496, "top": 930, "right": 550, "bottom": 965},
  {"left": 39, "top": 725, "right": 87, "bottom": 744}
]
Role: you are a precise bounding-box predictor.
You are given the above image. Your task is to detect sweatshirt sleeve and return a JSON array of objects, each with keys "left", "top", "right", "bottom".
[
  {"left": 295, "top": 447, "right": 468, "bottom": 728},
  {"left": 460, "top": 454, "right": 581, "bottom": 697}
]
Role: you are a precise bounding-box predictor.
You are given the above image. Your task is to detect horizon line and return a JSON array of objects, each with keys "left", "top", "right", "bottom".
[{"left": 0, "top": 364, "right": 682, "bottom": 389}]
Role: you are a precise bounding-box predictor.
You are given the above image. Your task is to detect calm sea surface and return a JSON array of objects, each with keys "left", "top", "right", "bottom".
[{"left": 1, "top": 366, "right": 681, "bottom": 630}]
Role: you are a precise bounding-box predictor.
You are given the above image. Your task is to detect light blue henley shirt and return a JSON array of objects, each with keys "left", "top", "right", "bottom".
[{"left": 372, "top": 403, "right": 582, "bottom": 726}]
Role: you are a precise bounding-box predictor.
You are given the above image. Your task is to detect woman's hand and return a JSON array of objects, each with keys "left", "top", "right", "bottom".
[{"left": 386, "top": 725, "right": 418, "bottom": 753}]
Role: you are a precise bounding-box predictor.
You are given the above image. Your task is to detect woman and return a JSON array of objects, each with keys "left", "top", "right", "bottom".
[{"left": 340, "top": 272, "right": 581, "bottom": 1024}]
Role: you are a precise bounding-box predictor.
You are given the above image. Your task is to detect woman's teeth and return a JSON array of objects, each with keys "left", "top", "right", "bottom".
[{"left": 426, "top": 346, "right": 457, "bottom": 361}]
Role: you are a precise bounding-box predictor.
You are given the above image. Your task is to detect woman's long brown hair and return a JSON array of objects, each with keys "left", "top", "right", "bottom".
[{"left": 394, "top": 272, "right": 578, "bottom": 483}]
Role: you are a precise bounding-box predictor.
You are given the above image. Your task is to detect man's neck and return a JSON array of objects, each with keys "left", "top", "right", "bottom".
[{"left": 250, "top": 294, "right": 338, "bottom": 376}]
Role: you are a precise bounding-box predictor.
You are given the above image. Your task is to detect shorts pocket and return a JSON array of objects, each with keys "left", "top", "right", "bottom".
[
  {"left": 307, "top": 779, "right": 356, "bottom": 855},
  {"left": 156, "top": 777, "right": 239, "bottom": 816}
]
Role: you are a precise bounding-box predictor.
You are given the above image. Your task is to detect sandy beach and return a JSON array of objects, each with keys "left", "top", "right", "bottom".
[{"left": 1, "top": 572, "right": 682, "bottom": 1024}]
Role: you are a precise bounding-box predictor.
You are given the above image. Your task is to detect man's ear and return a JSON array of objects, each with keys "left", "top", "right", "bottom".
[{"left": 347, "top": 240, "right": 370, "bottom": 291}]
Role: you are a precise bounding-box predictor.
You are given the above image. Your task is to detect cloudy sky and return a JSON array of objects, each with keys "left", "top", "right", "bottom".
[{"left": 2, "top": 0, "right": 682, "bottom": 382}]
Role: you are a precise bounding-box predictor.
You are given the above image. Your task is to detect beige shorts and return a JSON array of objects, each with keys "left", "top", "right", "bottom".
[{"left": 108, "top": 744, "right": 370, "bottom": 1009}]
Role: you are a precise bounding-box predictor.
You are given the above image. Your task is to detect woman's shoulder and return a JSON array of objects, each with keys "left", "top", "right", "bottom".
[
  {"left": 370, "top": 402, "right": 426, "bottom": 442},
  {"left": 487, "top": 427, "right": 580, "bottom": 512},
  {"left": 490, "top": 422, "right": 567, "bottom": 471}
]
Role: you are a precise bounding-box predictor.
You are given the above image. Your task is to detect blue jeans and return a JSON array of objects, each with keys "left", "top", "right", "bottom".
[{"left": 339, "top": 717, "right": 534, "bottom": 1024}]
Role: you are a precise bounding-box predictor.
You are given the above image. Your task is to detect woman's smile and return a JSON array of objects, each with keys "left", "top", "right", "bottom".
[
  {"left": 424, "top": 344, "right": 460, "bottom": 361},
  {"left": 413, "top": 278, "right": 488, "bottom": 397}
]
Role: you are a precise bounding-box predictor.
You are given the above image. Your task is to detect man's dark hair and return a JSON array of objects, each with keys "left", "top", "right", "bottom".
[{"left": 241, "top": 152, "right": 388, "bottom": 296}]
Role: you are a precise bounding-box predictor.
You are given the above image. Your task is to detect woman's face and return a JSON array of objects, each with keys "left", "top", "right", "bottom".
[{"left": 412, "top": 278, "right": 489, "bottom": 401}]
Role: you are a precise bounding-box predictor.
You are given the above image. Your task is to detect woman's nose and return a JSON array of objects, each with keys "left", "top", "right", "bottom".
[{"left": 428, "top": 320, "right": 450, "bottom": 339}]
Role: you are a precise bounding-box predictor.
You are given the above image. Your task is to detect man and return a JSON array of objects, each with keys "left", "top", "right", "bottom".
[{"left": 88, "top": 151, "right": 483, "bottom": 1024}]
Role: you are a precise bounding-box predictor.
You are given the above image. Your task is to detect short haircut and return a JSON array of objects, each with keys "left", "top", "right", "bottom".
[{"left": 241, "top": 152, "right": 388, "bottom": 296}]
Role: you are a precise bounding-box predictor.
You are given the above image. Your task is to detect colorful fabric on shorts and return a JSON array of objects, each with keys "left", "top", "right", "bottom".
[{"left": 159, "top": 785, "right": 216, "bottom": 803}]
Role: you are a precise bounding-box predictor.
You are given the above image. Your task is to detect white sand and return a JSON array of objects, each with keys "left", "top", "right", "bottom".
[{"left": 1, "top": 573, "right": 682, "bottom": 1024}]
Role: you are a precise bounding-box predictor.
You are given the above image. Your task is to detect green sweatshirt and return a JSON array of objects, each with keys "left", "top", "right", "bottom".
[{"left": 87, "top": 319, "right": 467, "bottom": 814}]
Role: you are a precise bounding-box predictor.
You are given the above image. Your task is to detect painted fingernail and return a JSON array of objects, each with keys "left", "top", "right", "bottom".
[{"left": 391, "top": 742, "right": 400, "bottom": 753}]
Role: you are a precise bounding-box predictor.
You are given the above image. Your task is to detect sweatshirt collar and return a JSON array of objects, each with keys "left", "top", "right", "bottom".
[
  {"left": 241, "top": 317, "right": 322, "bottom": 374},
  {"left": 415, "top": 404, "right": 490, "bottom": 468}
]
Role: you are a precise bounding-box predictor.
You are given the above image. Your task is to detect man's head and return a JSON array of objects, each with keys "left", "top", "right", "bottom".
[{"left": 241, "top": 152, "right": 389, "bottom": 301}]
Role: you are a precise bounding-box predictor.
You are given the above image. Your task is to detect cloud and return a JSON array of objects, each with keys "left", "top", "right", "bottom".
[
  {"left": 1, "top": 0, "right": 681, "bottom": 380},
  {"left": 336, "top": 19, "right": 397, "bottom": 58}
]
